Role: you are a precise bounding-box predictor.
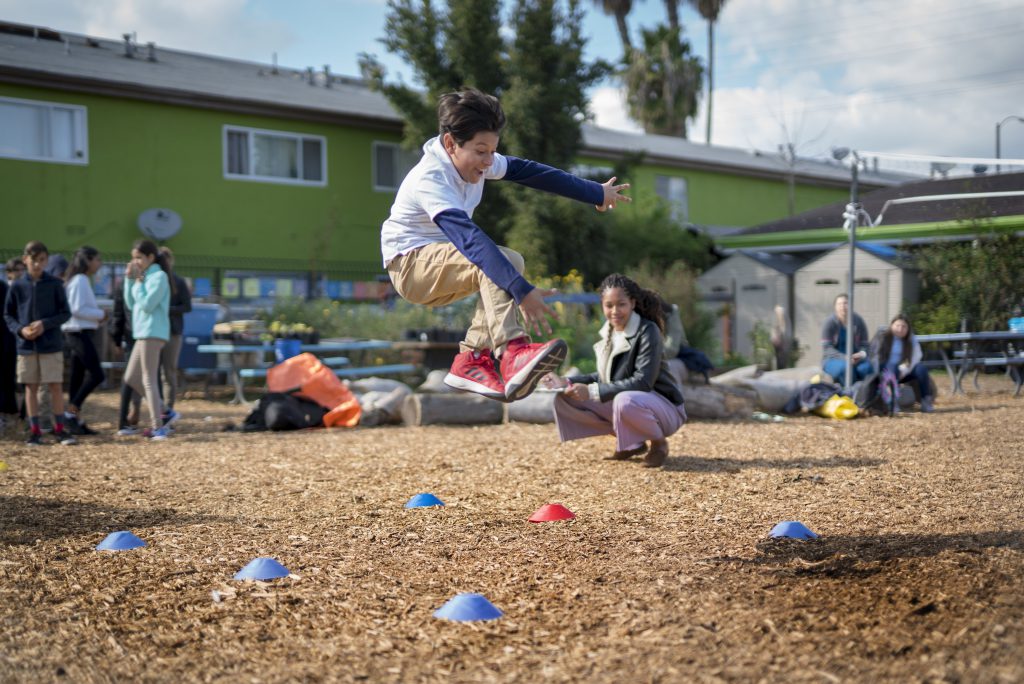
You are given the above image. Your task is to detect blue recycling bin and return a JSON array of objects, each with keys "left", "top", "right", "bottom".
[{"left": 274, "top": 338, "right": 302, "bottom": 364}]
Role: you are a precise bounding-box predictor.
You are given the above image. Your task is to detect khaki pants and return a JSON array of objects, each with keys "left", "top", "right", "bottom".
[
  {"left": 160, "top": 333, "right": 183, "bottom": 409},
  {"left": 125, "top": 338, "right": 166, "bottom": 430},
  {"left": 387, "top": 242, "right": 526, "bottom": 355}
]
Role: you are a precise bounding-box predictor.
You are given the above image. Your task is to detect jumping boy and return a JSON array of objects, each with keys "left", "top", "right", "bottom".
[
  {"left": 381, "top": 88, "right": 630, "bottom": 402},
  {"left": 3, "top": 241, "right": 76, "bottom": 445}
]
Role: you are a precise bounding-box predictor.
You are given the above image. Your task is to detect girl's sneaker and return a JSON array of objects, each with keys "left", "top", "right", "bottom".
[
  {"left": 162, "top": 409, "right": 181, "bottom": 428},
  {"left": 54, "top": 431, "right": 77, "bottom": 446},
  {"left": 149, "top": 427, "right": 171, "bottom": 441},
  {"left": 25, "top": 432, "right": 43, "bottom": 446},
  {"left": 117, "top": 427, "right": 140, "bottom": 436}
]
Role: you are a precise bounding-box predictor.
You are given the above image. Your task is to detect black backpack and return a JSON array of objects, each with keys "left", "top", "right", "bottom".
[{"left": 242, "top": 392, "right": 328, "bottom": 431}]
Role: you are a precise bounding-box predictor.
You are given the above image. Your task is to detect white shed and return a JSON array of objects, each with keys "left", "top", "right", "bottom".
[
  {"left": 793, "top": 244, "right": 919, "bottom": 366},
  {"left": 697, "top": 251, "right": 807, "bottom": 360}
]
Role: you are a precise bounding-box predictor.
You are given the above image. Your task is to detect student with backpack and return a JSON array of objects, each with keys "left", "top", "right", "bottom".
[
  {"left": 872, "top": 314, "right": 935, "bottom": 413},
  {"left": 62, "top": 246, "right": 108, "bottom": 434},
  {"left": 381, "top": 88, "right": 630, "bottom": 403}
]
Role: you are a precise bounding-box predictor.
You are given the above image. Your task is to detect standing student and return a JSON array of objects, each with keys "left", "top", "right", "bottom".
[
  {"left": 110, "top": 275, "right": 143, "bottom": 431},
  {"left": 543, "top": 274, "right": 687, "bottom": 469},
  {"left": 381, "top": 88, "right": 630, "bottom": 402},
  {"left": 2, "top": 241, "right": 76, "bottom": 446},
  {"left": 0, "top": 274, "right": 18, "bottom": 422},
  {"left": 62, "top": 246, "right": 107, "bottom": 434},
  {"left": 4, "top": 258, "right": 27, "bottom": 423},
  {"left": 157, "top": 247, "right": 191, "bottom": 414},
  {"left": 120, "top": 239, "right": 178, "bottom": 440},
  {"left": 821, "top": 293, "right": 873, "bottom": 383}
]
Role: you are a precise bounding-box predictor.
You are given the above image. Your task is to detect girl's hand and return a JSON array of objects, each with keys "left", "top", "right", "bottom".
[
  {"left": 564, "top": 383, "right": 589, "bottom": 401},
  {"left": 596, "top": 176, "right": 631, "bottom": 212}
]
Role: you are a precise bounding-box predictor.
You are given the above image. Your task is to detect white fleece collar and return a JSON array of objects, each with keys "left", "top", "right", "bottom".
[{"left": 594, "top": 312, "right": 641, "bottom": 382}]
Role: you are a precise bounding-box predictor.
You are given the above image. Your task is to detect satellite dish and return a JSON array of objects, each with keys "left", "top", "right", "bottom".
[{"left": 137, "top": 208, "right": 182, "bottom": 241}]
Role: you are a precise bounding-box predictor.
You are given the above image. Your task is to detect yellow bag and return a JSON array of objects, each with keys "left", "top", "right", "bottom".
[{"left": 813, "top": 394, "right": 859, "bottom": 420}]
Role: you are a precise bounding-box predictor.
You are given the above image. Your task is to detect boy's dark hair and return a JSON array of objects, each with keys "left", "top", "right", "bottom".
[
  {"left": 437, "top": 88, "right": 506, "bottom": 146},
  {"left": 5, "top": 257, "right": 24, "bottom": 273},
  {"left": 23, "top": 241, "right": 48, "bottom": 258}
]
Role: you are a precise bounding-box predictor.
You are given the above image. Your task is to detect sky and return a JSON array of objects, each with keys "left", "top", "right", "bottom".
[{"left": 4, "top": 0, "right": 1024, "bottom": 172}]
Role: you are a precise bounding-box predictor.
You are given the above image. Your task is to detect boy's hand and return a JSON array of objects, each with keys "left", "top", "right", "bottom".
[
  {"left": 29, "top": 321, "right": 44, "bottom": 338},
  {"left": 519, "top": 288, "right": 558, "bottom": 337},
  {"left": 596, "top": 176, "right": 631, "bottom": 212},
  {"left": 20, "top": 325, "right": 37, "bottom": 340}
]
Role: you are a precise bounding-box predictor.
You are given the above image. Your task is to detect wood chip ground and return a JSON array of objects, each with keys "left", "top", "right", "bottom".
[{"left": 1, "top": 376, "right": 1021, "bottom": 682}]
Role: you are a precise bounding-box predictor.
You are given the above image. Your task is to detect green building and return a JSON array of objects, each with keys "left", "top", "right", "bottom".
[{"left": 0, "top": 21, "right": 902, "bottom": 302}]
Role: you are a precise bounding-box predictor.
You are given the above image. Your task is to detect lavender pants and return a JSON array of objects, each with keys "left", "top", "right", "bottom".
[{"left": 553, "top": 390, "right": 687, "bottom": 452}]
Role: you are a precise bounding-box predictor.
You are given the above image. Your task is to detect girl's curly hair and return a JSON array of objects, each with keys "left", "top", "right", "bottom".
[{"left": 598, "top": 274, "right": 667, "bottom": 359}]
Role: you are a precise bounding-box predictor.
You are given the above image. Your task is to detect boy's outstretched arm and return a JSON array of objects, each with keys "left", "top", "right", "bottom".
[{"left": 501, "top": 158, "right": 631, "bottom": 211}]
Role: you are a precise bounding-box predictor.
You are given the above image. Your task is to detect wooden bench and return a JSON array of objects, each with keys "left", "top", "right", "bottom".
[{"left": 238, "top": 362, "right": 417, "bottom": 381}]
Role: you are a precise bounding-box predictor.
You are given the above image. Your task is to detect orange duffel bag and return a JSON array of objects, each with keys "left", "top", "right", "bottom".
[{"left": 267, "top": 353, "right": 361, "bottom": 428}]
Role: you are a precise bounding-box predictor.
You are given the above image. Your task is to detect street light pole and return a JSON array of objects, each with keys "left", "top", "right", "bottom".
[
  {"left": 843, "top": 155, "right": 860, "bottom": 391},
  {"left": 996, "top": 115, "right": 1024, "bottom": 173}
]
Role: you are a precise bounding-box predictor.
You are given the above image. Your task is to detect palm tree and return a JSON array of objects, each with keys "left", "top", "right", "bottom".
[
  {"left": 690, "top": 0, "right": 725, "bottom": 145},
  {"left": 592, "top": 0, "right": 634, "bottom": 53},
  {"left": 623, "top": 25, "right": 703, "bottom": 137}
]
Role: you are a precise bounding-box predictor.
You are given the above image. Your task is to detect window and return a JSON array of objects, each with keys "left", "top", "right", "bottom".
[
  {"left": 815, "top": 278, "right": 840, "bottom": 286},
  {"left": 741, "top": 284, "right": 767, "bottom": 291},
  {"left": 655, "top": 174, "right": 688, "bottom": 223},
  {"left": 0, "top": 96, "right": 87, "bottom": 164},
  {"left": 373, "top": 141, "right": 420, "bottom": 191},
  {"left": 223, "top": 125, "right": 326, "bottom": 186}
]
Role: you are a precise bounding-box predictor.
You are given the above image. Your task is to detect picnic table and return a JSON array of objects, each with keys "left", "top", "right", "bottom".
[
  {"left": 197, "top": 340, "right": 405, "bottom": 404},
  {"left": 916, "top": 332, "right": 1024, "bottom": 396}
]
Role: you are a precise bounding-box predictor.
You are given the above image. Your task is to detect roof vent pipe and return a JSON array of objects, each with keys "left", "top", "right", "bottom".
[
  {"left": 147, "top": 41, "right": 157, "bottom": 61},
  {"left": 123, "top": 33, "right": 134, "bottom": 58},
  {"left": 271, "top": 52, "right": 278, "bottom": 75},
  {"left": 306, "top": 66, "right": 315, "bottom": 85},
  {"left": 323, "top": 64, "right": 331, "bottom": 88}
]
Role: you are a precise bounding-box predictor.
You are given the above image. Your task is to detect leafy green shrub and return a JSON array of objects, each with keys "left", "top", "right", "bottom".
[{"left": 257, "top": 298, "right": 476, "bottom": 341}]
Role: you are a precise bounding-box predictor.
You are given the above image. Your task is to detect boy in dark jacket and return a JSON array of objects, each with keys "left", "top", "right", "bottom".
[{"left": 3, "top": 241, "right": 76, "bottom": 446}]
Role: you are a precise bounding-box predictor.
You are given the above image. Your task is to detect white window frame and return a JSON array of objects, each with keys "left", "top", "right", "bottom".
[
  {"left": 222, "top": 125, "right": 327, "bottom": 187},
  {"left": 655, "top": 174, "right": 689, "bottom": 224},
  {"left": 371, "top": 140, "right": 421, "bottom": 192},
  {"left": 0, "top": 95, "right": 88, "bottom": 165}
]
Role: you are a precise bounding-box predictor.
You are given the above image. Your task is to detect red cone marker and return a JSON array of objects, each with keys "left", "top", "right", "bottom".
[{"left": 528, "top": 503, "right": 576, "bottom": 523}]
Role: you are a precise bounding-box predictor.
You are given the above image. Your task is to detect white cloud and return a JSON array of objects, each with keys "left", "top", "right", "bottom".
[{"left": 587, "top": 0, "right": 1024, "bottom": 161}]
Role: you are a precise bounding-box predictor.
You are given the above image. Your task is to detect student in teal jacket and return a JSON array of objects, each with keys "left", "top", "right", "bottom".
[{"left": 120, "top": 239, "right": 178, "bottom": 440}]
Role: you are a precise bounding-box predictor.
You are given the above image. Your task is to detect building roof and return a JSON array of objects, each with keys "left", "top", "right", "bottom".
[
  {"left": 580, "top": 125, "right": 906, "bottom": 189},
  {"left": 0, "top": 21, "right": 403, "bottom": 129},
  {"left": 740, "top": 171, "right": 1024, "bottom": 236},
  {"left": 3, "top": 20, "right": 908, "bottom": 188},
  {"left": 737, "top": 250, "right": 810, "bottom": 275}
]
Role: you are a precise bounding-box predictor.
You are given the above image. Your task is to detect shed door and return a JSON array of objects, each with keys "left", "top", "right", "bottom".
[
  {"left": 736, "top": 280, "right": 776, "bottom": 360},
  {"left": 852, "top": 270, "right": 889, "bottom": 336}
]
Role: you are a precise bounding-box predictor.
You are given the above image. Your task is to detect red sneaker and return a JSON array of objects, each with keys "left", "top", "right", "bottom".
[
  {"left": 500, "top": 337, "right": 568, "bottom": 402},
  {"left": 443, "top": 350, "right": 506, "bottom": 400}
]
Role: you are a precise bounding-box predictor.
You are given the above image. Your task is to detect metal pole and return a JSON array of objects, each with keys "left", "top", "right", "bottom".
[
  {"left": 996, "top": 123, "right": 1001, "bottom": 174},
  {"left": 843, "top": 157, "right": 860, "bottom": 391}
]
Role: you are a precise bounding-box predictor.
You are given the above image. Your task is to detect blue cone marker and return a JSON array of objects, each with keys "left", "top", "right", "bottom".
[{"left": 433, "top": 593, "right": 503, "bottom": 622}]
